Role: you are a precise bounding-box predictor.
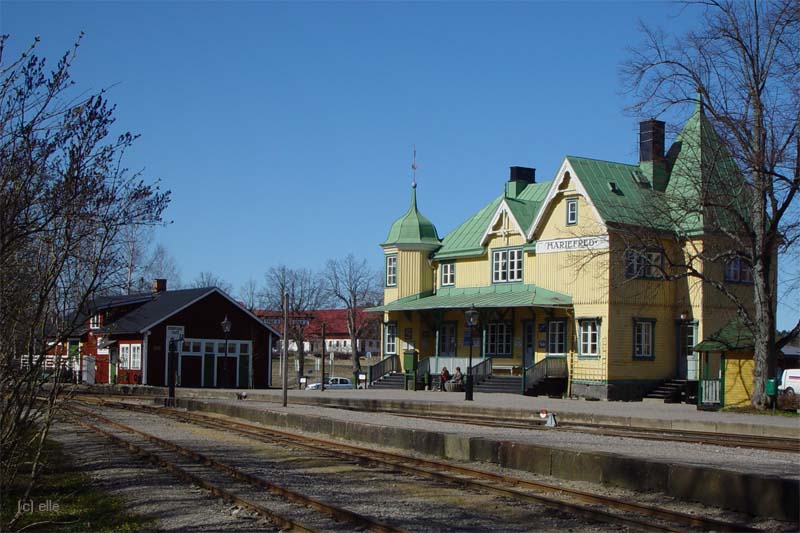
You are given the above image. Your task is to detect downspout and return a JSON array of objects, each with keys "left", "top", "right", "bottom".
[{"left": 142, "top": 330, "right": 150, "bottom": 385}]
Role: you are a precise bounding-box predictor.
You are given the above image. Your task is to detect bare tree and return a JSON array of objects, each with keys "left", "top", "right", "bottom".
[
  {"left": 622, "top": 0, "right": 799, "bottom": 407},
  {"left": 191, "top": 271, "right": 233, "bottom": 294},
  {"left": 324, "top": 254, "right": 382, "bottom": 379},
  {"left": 142, "top": 243, "right": 182, "bottom": 290},
  {"left": 238, "top": 278, "right": 260, "bottom": 311},
  {"left": 119, "top": 225, "right": 154, "bottom": 294},
  {"left": 262, "top": 266, "right": 328, "bottom": 385},
  {"left": 0, "top": 35, "right": 170, "bottom": 528}
]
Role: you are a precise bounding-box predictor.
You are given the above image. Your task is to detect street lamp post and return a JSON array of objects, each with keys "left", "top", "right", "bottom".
[
  {"left": 464, "top": 305, "right": 479, "bottom": 401},
  {"left": 221, "top": 315, "right": 232, "bottom": 388}
]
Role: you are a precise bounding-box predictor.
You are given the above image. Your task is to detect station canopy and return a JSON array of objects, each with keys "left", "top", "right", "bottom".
[{"left": 367, "top": 284, "right": 572, "bottom": 312}]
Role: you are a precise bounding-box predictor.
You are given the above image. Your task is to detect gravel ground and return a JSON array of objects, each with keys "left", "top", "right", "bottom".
[
  {"left": 67, "top": 401, "right": 798, "bottom": 531},
  {"left": 68, "top": 404, "right": 641, "bottom": 532},
  {"left": 218, "top": 399, "right": 799, "bottom": 480},
  {"left": 49, "top": 422, "right": 273, "bottom": 531}
]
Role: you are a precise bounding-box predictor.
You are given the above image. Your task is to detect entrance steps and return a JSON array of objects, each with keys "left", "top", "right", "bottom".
[
  {"left": 369, "top": 372, "right": 404, "bottom": 390},
  {"left": 474, "top": 375, "right": 522, "bottom": 394},
  {"left": 644, "top": 379, "right": 688, "bottom": 403}
]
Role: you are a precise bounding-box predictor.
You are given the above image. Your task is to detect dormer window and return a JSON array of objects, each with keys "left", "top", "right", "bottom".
[
  {"left": 566, "top": 198, "right": 578, "bottom": 225},
  {"left": 441, "top": 262, "right": 455, "bottom": 286},
  {"left": 385, "top": 255, "right": 397, "bottom": 287},
  {"left": 90, "top": 314, "right": 101, "bottom": 329}
]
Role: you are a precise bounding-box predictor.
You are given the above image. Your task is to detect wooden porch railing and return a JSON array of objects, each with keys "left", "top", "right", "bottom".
[
  {"left": 471, "top": 357, "right": 493, "bottom": 385},
  {"left": 522, "top": 357, "right": 568, "bottom": 393},
  {"left": 367, "top": 354, "right": 399, "bottom": 385}
]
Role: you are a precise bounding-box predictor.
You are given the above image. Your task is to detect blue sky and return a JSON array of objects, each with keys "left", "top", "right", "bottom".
[{"left": 3, "top": 1, "right": 797, "bottom": 329}]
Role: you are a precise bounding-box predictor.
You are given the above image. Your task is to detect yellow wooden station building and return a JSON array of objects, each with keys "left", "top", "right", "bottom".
[{"left": 369, "top": 105, "right": 756, "bottom": 402}]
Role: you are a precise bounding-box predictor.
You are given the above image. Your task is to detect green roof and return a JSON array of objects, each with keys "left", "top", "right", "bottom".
[
  {"left": 367, "top": 283, "right": 572, "bottom": 312},
  {"left": 433, "top": 181, "right": 549, "bottom": 260},
  {"left": 564, "top": 156, "right": 673, "bottom": 230},
  {"left": 665, "top": 102, "right": 748, "bottom": 235},
  {"left": 694, "top": 316, "right": 753, "bottom": 352},
  {"left": 382, "top": 185, "right": 441, "bottom": 248}
]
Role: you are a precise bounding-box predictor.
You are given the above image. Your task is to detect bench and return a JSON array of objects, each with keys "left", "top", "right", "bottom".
[
  {"left": 493, "top": 365, "right": 521, "bottom": 376},
  {"left": 444, "top": 381, "right": 464, "bottom": 392}
]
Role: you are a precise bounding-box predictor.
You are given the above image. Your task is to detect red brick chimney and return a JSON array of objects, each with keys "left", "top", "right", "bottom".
[{"left": 153, "top": 278, "right": 167, "bottom": 293}]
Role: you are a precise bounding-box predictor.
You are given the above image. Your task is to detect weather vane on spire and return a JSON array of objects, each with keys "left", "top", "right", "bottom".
[{"left": 411, "top": 145, "right": 418, "bottom": 188}]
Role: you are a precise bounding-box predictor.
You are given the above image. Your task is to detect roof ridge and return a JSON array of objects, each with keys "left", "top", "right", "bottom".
[{"left": 566, "top": 155, "right": 638, "bottom": 167}]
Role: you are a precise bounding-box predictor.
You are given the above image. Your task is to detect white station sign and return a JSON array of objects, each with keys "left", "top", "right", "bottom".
[{"left": 535, "top": 235, "right": 609, "bottom": 254}]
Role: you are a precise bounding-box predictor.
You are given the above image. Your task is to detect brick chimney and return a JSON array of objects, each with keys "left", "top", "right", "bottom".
[
  {"left": 506, "top": 166, "right": 536, "bottom": 198},
  {"left": 153, "top": 278, "right": 167, "bottom": 293},
  {"left": 639, "top": 120, "right": 668, "bottom": 191}
]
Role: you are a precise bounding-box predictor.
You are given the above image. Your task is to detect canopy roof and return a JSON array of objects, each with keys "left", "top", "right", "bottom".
[
  {"left": 693, "top": 316, "right": 753, "bottom": 352},
  {"left": 367, "top": 283, "right": 572, "bottom": 312}
]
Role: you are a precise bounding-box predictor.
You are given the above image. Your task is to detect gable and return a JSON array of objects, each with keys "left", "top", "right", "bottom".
[
  {"left": 480, "top": 200, "right": 526, "bottom": 246},
  {"left": 528, "top": 158, "right": 607, "bottom": 241}
]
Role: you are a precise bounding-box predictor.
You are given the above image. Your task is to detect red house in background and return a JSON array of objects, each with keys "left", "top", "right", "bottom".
[{"left": 76, "top": 280, "right": 280, "bottom": 388}]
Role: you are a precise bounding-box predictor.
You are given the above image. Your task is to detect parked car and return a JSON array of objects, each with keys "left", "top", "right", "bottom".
[
  {"left": 778, "top": 369, "right": 800, "bottom": 396},
  {"left": 306, "top": 377, "right": 352, "bottom": 390}
]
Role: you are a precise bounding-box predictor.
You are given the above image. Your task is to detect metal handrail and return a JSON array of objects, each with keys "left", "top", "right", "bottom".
[
  {"left": 471, "top": 357, "right": 493, "bottom": 385},
  {"left": 368, "top": 354, "right": 399, "bottom": 385},
  {"left": 522, "top": 357, "right": 568, "bottom": 392}
]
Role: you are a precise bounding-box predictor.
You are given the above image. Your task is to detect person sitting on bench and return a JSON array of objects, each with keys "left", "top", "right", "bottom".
[
  {"left": 451, "top": 367, "right": 463, "bottom": 385},
  {"left": 440, "top": 367, "right": 451, "bottom": 391}
]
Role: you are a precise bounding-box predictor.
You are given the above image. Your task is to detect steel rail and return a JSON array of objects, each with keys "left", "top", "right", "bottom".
[
  {"left": 312, "top": 403, "right": 800, "bottom": 453},
  {"left": 67, "top": 414, "right": 315, "bottom": 532},
  {"left": 90, "top": 399, "right": 757, "bottom": 532},
  {"left": 64, "top": 403, "right": 405, "bottom": 533}
]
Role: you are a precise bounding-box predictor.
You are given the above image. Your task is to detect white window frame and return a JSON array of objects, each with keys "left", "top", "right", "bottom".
[
  {"left": 120, "top": 344, "right": 130, "bottom": 369},
  {"left": 548, "top": 320, "right": 566, "bottom": 356},
  {"left": 90, "top": 314, "right": 100, "bottom": 329},
  {"left": 633, "top": 320, "right": 655, "bottom": 359},
  {"left": 384, "top": 322, "right": 397, "bottom": 355},
  {"left": 385, "top": 255, "right": 397, "bottom": 287},
  {"left": 130, "top": 344, "right": 142, "bottom": 370},
  {"left": 492, "top": 248, "right": 523, "bottom": 283},
  {"left": 566, "top": 198, "right": 578, "bottom": 225},
  {"left": 579, "top": 319, "right": 599, "bottom": 357},
  {"left": 441, "top": 262, "right": 455, "bottom": 286},
  {"left": 625, "top": 249, "right": 663, "bottom": 279}
]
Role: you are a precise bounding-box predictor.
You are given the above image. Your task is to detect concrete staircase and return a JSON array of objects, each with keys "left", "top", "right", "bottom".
[
  {"left": 473, "top": 375, "right": 522, "bottom": 394},
  {"left": 369, "top": 372, "right": 404, "bottom": 390},
  {"left": 644, "top": 379, "right": 688, "bottom": 403}
]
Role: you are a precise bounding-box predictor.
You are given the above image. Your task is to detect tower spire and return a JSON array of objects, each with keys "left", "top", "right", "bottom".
[{"left": 411, "top": 145, "right": 418, "bottom": 188}]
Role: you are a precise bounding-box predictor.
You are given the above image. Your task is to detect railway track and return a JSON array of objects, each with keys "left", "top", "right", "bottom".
[
  {"left": 74, "top": 397, "right": 758, "bottom": 532},
  {"left": 312, "top": 402, "right": 800, "bottom": 453},
  {"left": 64, "top": 403, "right": 404, "bottom": 533}
]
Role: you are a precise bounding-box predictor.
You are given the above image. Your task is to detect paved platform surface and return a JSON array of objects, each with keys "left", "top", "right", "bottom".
[{"left": 167, "top": 386, "right": 800, "bottom": 432}]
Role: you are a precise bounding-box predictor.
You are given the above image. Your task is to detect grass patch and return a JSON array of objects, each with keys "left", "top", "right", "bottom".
[
  {"left": 1, "top": 439, "right": 156, "bottom": 532},
  {"left": 722, "top": 404, "right": 800, "bottom": 417}
]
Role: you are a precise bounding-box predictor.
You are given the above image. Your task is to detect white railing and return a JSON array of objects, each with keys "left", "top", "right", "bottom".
[{"left": 699, "top": 379, "right": 721, "bottom": 405}]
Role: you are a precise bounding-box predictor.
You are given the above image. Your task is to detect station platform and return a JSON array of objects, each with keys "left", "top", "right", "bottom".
[{"left": 81, "top": 384, "right": 799, "bottom": 521}]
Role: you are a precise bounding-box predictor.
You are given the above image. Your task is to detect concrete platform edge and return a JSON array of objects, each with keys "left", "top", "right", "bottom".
[{"left": 176, "top": 398, "right": 799, "bottom": 522}]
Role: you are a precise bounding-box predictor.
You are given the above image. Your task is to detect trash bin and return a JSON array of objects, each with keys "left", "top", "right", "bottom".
[
  {"left": 766, "top": 378, "right": 777, "bottom": 397},
  {"left": 404, "top": 372, "right": 416, "bottom": 391}
]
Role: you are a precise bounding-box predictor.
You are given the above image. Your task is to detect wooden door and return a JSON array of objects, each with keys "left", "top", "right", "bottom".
[{"left": 181, "top": 355, "right": 203, "bottom": 388}]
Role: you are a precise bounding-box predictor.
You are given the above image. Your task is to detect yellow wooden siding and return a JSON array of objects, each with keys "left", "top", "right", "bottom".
[
  {"left": 723, "top": 353, "right": 754, "bottom": 407},
  {"left": 531, "top": 251, "right": 609, "bottom": 305},
  {"left": 383, "top": 248, "right": 434, "bottom": 303},
  {"left": 569, "top": 303, "right": 609, "bottom": 383},
  {"left": 606, "top": 303, "right": 676, "bottom": 381},
  {"left": 534, "top": 193, "right": 605, "bottom": 242},
  {"left": 448, "top": 255, "right": 490, "bottom": 288}
]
